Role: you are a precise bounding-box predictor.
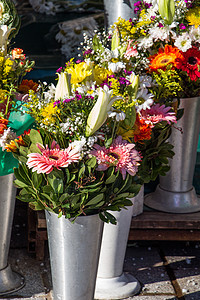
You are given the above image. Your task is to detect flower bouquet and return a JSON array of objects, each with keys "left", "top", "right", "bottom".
[
  {"left": 113, "top": 0, "right": 200, "bottom": 99},
  {"left": 112, "top": 0, "right": 200, "bottom": 212},
  {"left": 4, "top": 24, "right": 177, "bottom": 222}
]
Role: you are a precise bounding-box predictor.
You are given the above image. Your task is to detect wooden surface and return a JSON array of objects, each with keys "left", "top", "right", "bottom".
[{"left": 129, "top": 210, "right": 200, "bottom": 241}]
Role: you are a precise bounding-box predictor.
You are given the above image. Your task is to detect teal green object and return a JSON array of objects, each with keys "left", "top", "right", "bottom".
[{"left": 0, "top": 101, "right": 35, "bottom": 176}]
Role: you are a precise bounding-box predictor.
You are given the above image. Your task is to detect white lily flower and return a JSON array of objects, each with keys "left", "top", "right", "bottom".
[
  {"left": 158, "top": 0, "right": 175, "bottom": 25},
  {"left": 0, "top": 25, "right": 14, "bottom": 54},
  {"left": 55, "top": 71, "right": 71, "bottom": 100},
  {"left": 85, "top": 86, "right": 122, "bottom": 137}
]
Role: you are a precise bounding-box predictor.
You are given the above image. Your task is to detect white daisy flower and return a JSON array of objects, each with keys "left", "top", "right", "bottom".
[
  {"left": 189, "top": 26, "right": 200, "bottom": 44},
  {"left": 108, "top": 61, "right": 125, "bottom": 73},
  {"left": 135, "top": 87, "right": 154, "bottom": 112},
  {"left": 137, "top": 36, "right": 154, "bottom": 50},
  {"left": 174, "top": 32, "right": 192, "bottom": 52}
]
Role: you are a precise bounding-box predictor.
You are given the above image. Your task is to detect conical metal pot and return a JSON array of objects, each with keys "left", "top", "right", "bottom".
[
  {"left": 104, "top": 0, "right": 136, "bottom": 29},
  {"left": 0, "top": 173, "right": 25, "bottom": 295},
  {"left": 45, "top": 211, "right": 103, "bottom": 300},
  {"left": 94, "top": 188, "right": 144, "bottom": 299},
  {"left": 145, "top": 97, "right": 200, "bottom": 213}
]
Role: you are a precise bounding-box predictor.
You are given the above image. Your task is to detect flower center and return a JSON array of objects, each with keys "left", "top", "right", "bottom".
[
  {"left": 188, "top": 56, "right": 197, "bottom": 65},
  {"left": 108, "top": 152, "right": 120, "bottom": 160},
  {"left": 160, "top": 58, "right": 170, "bottom": 64},
  {"left": 49, "top": 155, "right": 59, "bottom": 160}
]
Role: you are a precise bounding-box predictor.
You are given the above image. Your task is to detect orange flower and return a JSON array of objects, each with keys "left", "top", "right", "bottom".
[
  {"left": 12, "top": 48, "right": 25, "bottom": 60},
  {"left": 18, "top": 79, "right": 39, "bottom": 94},
  {"left": 132, "top": 115, "right": 152, "bottom": 143},
  {"left": 0, "top": 118, "right": 8, "bottom": 134},
  {"left": 148, "top": 45, "right": 184, "bottom": 72},
  {"left": 5, "top": 135, "right": 27, "bottom": 152}
]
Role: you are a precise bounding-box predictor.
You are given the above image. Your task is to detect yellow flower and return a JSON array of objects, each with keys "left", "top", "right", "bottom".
[
  {"left": 108, "top": 77, "right": 121, "bottom": 96},
  {"left": 136, "top": 10, "right": 152, "bottom": 30},
  {"left": 186, "top": 6, "right": 200, "bottom": 28},
  {"left": 41, "top": 103, "right": 60, "bottom": 126},
  {"left": 117, "top": 126, "right": 135, "bottom": 143},
  {"left": 3, "top": 58, "right": 14, "bottom": 74},
  {"left": 113, "top": 17, "right": 137, "bottom": 41},
  {"left": 65, "top": 61, "right": 92, "bottom": 87},
  {"left": 0, "top": 88, "right": 7, "bottom": 101},
  {"left": 93, "top": 65, "right": 113, "bottom": 85}
]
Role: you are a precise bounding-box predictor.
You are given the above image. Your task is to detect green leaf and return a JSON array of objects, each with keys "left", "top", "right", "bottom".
[
  {"left": 86, "top": 156, "right": 96, "bottom": 168},
  {"left": 105, "top": 138, "right": 113, "bottom": 148},
  {"left": 29, "top": 129, "right": 43, "bottom": 145},
  {"left": 18, "top": 155, "right": 27, "bottom": 163},
  {"left": 115, "top": 192, "right": 130, "bottom": 200},
  {"left": 14, "top": 179, "right": 28, "bottom": 188},
  {"left": 86, "top": 194, "right": 104, "bottom": 206},
  {"left": 19, "top": 146, "right": 28, "bottom": 157},
  {"left": 104, "top": 211, "right": 117, "bottom": 224},
  {"left": 105, "top": 174, "right": 116, "bottom": 184},
  {"left": 78, "top": 165, "right": 85, "bottom": 179},
  {"left": 59, "top": 193, "right": 70, "bottom": 203},
  {"left": 58, "top": 211, "right": 63, "bottom": 218},
  {"left": 32, "top": 172, "right": 43, "bottom": 189},
  {"left": 41, "top": 193, "right": 52, "bottom": 202},
  {"left": 47, "top": 173, "right": 64, "bottom": 194},
  {"left": 30, "top": 143, "right": 41, "bottom": 153},
  {"left": 43, "top": 185, "right": 53, "bottom": 194}
]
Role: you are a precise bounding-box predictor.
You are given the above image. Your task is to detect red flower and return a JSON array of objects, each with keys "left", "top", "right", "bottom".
[
  {"left": 176, "top": 47, "right": 200, "bottom": 81},
  {"left": 0, "top": 118, "right": 8, "bottom": 134},
  {"left": 133, "top": 115, "right": 152, "bottom": 143}
]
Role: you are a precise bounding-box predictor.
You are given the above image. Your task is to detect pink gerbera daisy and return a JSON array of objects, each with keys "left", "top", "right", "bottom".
[
  {"left": 90, "top": 136, "right": 141, "bottom": 180},
  {"left": 27, "top": 141, "right": 81, "bottom": 174},
  {"left": 140, "top": 104, "right": 177, "bottom": 127}
]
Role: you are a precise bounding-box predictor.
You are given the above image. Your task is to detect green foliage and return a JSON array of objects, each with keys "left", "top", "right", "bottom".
[
  {"left": 137, "top": 123, "right": 174, "bottom": 182},
  {"left": 152, "top": 68, "right": 183, "bottom": 101},
  {"left": 13, "top": 130, "right": 142, "bottom": 223}
]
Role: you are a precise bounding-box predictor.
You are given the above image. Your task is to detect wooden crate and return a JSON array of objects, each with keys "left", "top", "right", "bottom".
[
  {"left": 129, "top": 211, "right": 200, "bottom": 241},
  {"left": 28, "top": 208, "right": 47, "bottom": 261}
]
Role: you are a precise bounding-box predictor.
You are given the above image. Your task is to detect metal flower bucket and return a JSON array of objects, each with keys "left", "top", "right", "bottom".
[
  {"left": 104, "top": 0, "right": 136, "bottom": 29},
  {"left": 145, "top": 96, "right": 200, "bottom": 213},
  {"left": 94, "top": 189, "right": 144, "bottom": 299},
  {"left": 45, "top": 211, "right": 103, "bottom": 300},
  {"left": 0, "top": 173, "right": 25, "bottom": 295}
]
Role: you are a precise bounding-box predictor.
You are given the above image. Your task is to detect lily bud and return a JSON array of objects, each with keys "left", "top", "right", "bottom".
[
  {"left": 85, "top": 86, "right": 121, "bottom": 137},
  {"left": 55, "top": 71, "right": 71, "bottom": 100},
  {"left": 130, "top": 73, "right": 140, "bottom": 99},
  {"left": 111, "top": 27, "right": 121, "bottom": 51},
  {"left": 158, "top": 0, "right": 175, "bottom": 25}
]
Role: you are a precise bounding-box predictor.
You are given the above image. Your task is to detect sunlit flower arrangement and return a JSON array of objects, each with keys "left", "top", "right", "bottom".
[
  {"left": 6, "top": 24, "right": 177, "bottom": 223},
  {"left": 114, "top": 0, "right": 200, "bottom": 99}
]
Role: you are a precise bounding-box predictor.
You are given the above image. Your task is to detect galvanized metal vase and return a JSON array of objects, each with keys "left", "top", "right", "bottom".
[
  {"left": 145, "top": 96, "right": 200, "bottom": 213},
  {"left": 94, "top": 189, "right": 144, "bottom": 300},
  {"left": 45, "top": 211, "right": 103, "bottom": 300},
  {"left": 0, "top": 174, "right": 25, "bottom": 296},
  {"left": 104, "top": 0, "right": 136, "bottom": 29}
]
